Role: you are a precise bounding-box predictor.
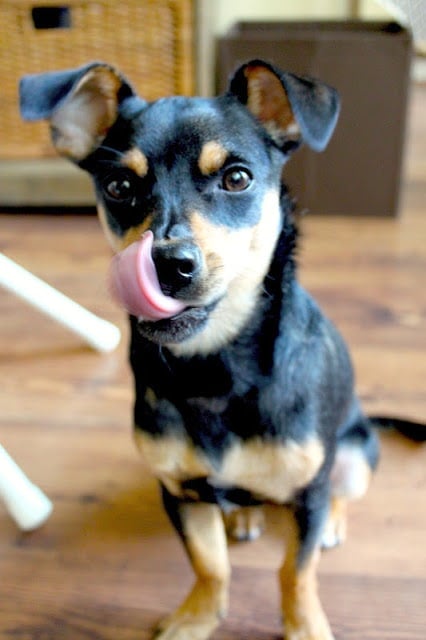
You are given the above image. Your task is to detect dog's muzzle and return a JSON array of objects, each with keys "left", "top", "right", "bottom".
[{"left": 109, "top": 230, "right": 215, "bottom": 343}]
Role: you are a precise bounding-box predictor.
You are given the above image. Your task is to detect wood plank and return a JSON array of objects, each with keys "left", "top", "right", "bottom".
[{"left": 0, "top": 160, "right": 95, "bottom": 206}]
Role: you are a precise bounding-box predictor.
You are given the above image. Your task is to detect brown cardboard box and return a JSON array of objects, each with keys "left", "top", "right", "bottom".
[{"left": 217, "top": 21, "right": 412, "bottom": 216}]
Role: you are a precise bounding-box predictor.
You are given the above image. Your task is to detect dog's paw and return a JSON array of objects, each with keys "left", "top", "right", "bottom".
[
  {"left": 153, "top": 613, "right": 219, "bottom": 640},
  {"left": 282, "top": 582, "right": 335, "bottom": 640},
  {"left": 321, "top": 497, "right": 347, "bottom": 550},
  {"left": 223, "top": 506, "right": 265, "bottom": 542},
  {"left": 284, "top": 615, "right": 335, "bottom": 640},
  {"left": 153, "top": 577, "right": 227, "bottom": 640},
  {"left": 284, "top": 628, "right": 335, "bottom": 640}
]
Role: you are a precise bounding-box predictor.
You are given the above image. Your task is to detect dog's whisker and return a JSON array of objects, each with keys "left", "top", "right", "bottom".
[{"left": 97, "top": 145, "right": 126, "bottom": 159}]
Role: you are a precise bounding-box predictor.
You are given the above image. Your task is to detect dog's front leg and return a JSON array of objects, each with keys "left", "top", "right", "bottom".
[
  {"left": 155, "top": 486, "right": 230, "bottom": 640},
  {"left": 280, "top": 485, "right": 334, "bottom": 640}
]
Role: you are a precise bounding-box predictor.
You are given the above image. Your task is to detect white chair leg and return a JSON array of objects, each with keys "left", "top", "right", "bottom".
[
  {"left": 0, "top": 252, "right": 121, "bottom": 352},
  {"left": 0, "top": 444, "right": 53, "bottom": 531}
]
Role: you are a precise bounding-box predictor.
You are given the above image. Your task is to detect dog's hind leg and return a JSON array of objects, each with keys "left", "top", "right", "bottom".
[
  {"left": 321, "top": 496, "right": 348, "bottom": 549},
  {"left": 155, "top": 486, "right": 230, "bottom": 640},
  {"left": 280, "top": 483, "right": 334, "bottom": 640},
  {"left": 223, "top": 506, "right": 265, "bottom": 542},
  {"left": 322, "top": 413, "right": 379, "bottom": 549}
]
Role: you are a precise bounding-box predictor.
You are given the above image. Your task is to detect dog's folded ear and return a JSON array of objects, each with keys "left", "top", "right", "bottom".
[
  {"left": 228, "top": 59, "right": 340, "bottom": 153},
  {"left": 19, "top": 63, "right": 140, "bottom": 161}
]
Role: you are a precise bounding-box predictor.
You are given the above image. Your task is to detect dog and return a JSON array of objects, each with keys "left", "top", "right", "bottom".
[{"left": 20, "top": 59, "right": 399, "bottom": 640}]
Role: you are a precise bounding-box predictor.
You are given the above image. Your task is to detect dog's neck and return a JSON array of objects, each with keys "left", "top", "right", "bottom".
[{"left": 255, "top": 211, "right": 298, "bottom": 375}]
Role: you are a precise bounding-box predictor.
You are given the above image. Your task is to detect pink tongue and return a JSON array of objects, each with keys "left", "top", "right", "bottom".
[{"left": 108, "top": 231, "right": 187, "bottom": 321}]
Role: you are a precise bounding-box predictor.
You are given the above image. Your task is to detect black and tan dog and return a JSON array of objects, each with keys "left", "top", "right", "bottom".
[{"left": 20, "top": 60, "right": 385, "bottom": 640}]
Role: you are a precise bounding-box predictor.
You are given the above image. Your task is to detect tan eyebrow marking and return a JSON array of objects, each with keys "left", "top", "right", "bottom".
[
  {"left": 121, "top": 147, "right": 149, "bottom": 177},
  {"left": 198, "top": 141, "right": 228, "bottom": 176}
]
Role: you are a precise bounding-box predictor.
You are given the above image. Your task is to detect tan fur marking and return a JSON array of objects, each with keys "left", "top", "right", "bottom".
[
  {"left": 134, "top": 430, "right": 323, "bottom": 505},
  {"left": 246, "top": 65, "right": 300, "bottom": 142},
  {"left": 280, "top": 510, "right": 334, "bottom": 640},
  {"left": 156, "top": 503, "right": 230, "bottom": 639},
  {"left": 168, "top": 189, "right": 282, "bottom": 357},
  {"left": 144, "top": 387, "right": 157, "bottom": 410},
  {"left": 219, "top": 437, "right": 324, "bottom": 504},
  {"left": 322, "top": 497, "right": 347, "bottom": 549},
  {"left": 190, "top": 209, "right": 253, "bottom": 288},
  {"left": 96, "top": 202, "right": 152, "bottom": 252},
  {"left": 133, "top": 431, "right": 212, "bottom": 498},
  {"left": 120, "top": 218, "right": 153, "bottom": 250},
  {"left": 182, "top": 503, "right": 230, "bottom": 585},
  {"left": 198, "top": 141, "right": 228, "bottom": 176},
  {"left": 121, "top": 147, "right": 149, "bottom": 177}
]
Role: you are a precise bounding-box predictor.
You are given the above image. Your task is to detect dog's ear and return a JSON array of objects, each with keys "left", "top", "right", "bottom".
[
  {"left": 19, "top": 63, "right": 141, "bottom": 161},
  {"left": 228, "top": 59, "right": 340, "bottom": 153}
]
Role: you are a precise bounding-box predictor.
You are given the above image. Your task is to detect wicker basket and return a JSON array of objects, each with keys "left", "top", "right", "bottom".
[{"left": 0, "top": 0, "right": 194, "bottom": 158}]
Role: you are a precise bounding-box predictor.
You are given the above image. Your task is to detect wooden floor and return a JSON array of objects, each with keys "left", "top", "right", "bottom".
[{"left": 0, "top": 85, "right": 425, "bottom": 640}]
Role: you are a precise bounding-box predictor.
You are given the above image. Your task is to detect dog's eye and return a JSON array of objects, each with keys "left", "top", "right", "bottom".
[
  {"left": 105, "top": 177, "right": 135, "bottom": 202},
  {"left": 222, "top": 168, "right": 252, "bottom": 192}
]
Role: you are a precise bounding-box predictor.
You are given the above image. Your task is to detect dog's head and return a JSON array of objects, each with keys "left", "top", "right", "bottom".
[{"left": 20, "top": 60, "right": 339, "bottom": 355}]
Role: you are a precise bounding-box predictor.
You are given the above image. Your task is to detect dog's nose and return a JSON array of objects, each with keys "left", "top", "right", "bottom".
[{"left": 153, "top": 242, "right": 202, "bottom": 295}]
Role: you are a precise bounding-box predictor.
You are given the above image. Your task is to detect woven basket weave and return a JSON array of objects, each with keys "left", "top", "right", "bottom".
[{"left": 0, "top": 0, "right": 194, "bottom": 158}]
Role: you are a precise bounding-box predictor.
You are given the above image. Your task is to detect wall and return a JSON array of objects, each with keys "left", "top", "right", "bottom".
[
  {"left": 211, "top": 0, "right": 354, "bottom": 35},
  {"left": 196, "top": 0, "right": 394, "bottom": 94}
]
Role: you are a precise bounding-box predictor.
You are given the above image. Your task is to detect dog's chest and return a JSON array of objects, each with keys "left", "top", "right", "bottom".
[
  {"left": 133, "top": 339, "right": 323, "bottom": 504},
  {"left": 134, "top": 425, "right": 324, "bottom": 505}
]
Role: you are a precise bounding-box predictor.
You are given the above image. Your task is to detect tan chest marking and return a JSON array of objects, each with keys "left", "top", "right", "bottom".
[
  {"left": 218, "top": 438, "right": 324, "bottom": 503},
  {"left": 134, "top": 430, "right": 324, "bottom": 504},
  {"left": 134, "top": 430, "right": 213, "bottom": 497}
]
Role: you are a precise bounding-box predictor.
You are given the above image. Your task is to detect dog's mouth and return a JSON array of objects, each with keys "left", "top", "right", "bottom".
[
  {"left": 108, "top": 231, "right": 216, "bottom": 343},
  {"left": 135, "top": 300, "right": 218, "bottom": 344}
]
